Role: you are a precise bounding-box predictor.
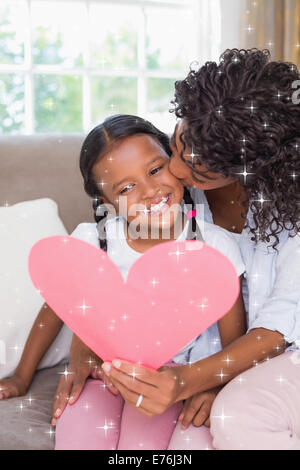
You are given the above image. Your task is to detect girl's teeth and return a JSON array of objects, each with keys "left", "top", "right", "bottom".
[{"left": 151, "top": 196, "right": 169, "bottom": 213}]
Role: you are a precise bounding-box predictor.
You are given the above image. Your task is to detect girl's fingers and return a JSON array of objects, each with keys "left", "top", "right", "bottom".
[
  {"left": 68, "top": 366, "right": 97, "bottom": 404},
  {"left": 0, "top": 389, "right": 10, "bottom": 399},
  {"left": 67, "top": 377, "right": 85, "bottom": 405},
  {"left": 52, "top": 379, "right": 73, "bottom": 424},
  {"left": 103, "top": 360, "right": 160, "bottom": 387},
  {"left": 0, "top": 386, "right": 19, "bottom": 399},
  {"left": 97, "top": 370, "right": 119, "bottom": 395},
  {"left": 204, "top": 416, "right": 211, "bottom": 428},
  {"left": 192, "top": 402, "right": 211, "bottom": 427},
  {"left": 181, "top": 396, "right": 205, "bottom": 430},
  {"left": 51, "top": 397, "right": 68, "bottom": 426},
  {"left": 90, "top": 367, "right": 99, "bottom": 379}
]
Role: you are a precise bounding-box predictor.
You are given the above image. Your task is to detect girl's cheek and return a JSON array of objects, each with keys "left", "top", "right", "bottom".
[
  {"left": 160, "top": 167, "right": 180, "bottom": 185},
  {"left": 122, "top": 195, "right": 143, "bottom": 220},
  {"left": 164, "top": 173, "right": 185, "bottom": 193}
]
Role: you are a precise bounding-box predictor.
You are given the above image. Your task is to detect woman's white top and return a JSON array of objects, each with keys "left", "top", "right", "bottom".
[
  {"left": 189, "top": 187, "right": 300, "bottom": 351},
  {"left": 71, "top": 214, "right": 245, "bottom": 365}
]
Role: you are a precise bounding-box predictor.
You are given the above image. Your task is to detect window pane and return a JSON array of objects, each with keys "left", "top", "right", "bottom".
[
  {"left": 32, "top": 1, "right": 85, "bottom": 67},
  {"left": 147, "top": 78, "right": 177, "bottom": 113},
  {"left": 146, "top": 7, "right": 192, "bottom": 71},
  {"left": 89, "top": 4, "right": 138, "bottom": 70},
  {"left": 0, "top": 74, "right": 25, "bottom": 134},
  {"left": 146, "top": 78, "right": 178, "bottom": 134},
  {"left": 146, "top": 0, "right": 190, "bottom": 3},
  {"left": 91, "top": 77, "right": 137, "bottom": 126},
  {"left": 0, "top": 1, "right": 26, "bottom": 65},
  {"left": 34, "top": 74, "right": 83, "bottom": 132}
]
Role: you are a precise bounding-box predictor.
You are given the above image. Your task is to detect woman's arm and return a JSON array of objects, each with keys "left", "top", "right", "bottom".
[
  {"left": 0, "top": 303, "right": 64, "bottom": 398},
  {"left": 177, "top": 277, "right": 247, "bottom": 429},
  {"left": 177, "top": 327, "right": 286, "bottom": 401},
  {"left": 101, "top": 327, "right": 286, "bottom": 418}
]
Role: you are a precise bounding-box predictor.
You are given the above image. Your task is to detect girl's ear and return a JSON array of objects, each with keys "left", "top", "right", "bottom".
[
  {"left": 100, "top": 195, "right": 110, "bottom": 206},
  {"left": 101, "top": 195, "right": 120, "bottom": 217}
]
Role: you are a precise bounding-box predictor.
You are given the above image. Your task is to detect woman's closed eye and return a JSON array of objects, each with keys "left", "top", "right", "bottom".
[{"left": 150, "top": 165, "right": 164, "bottom": 176}]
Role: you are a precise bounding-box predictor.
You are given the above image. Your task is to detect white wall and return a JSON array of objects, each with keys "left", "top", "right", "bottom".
[
  {"left": 220, "top": 0, "right": 245, "bottom": 53},
  {"left": 193, "top": 0, "right": 244, "bottom": 64}
]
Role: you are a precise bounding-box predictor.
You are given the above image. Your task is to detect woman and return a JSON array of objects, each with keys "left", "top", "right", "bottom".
[{"left": 53, "top": 49, "right": 300, "bottom": 450}]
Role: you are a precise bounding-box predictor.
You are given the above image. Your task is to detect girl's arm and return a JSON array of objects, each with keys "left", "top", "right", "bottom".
[
  {"left": 0, "top": 303, "right": 64, "bottom": 398},
  {"left": 0, "top": 301, "right": 118, "bottom": 417},
  {"left": 51, "top": 334, "right": 119, "bottom": 426}
]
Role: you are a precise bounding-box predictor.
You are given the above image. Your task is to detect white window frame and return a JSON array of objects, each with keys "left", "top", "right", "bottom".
[{"left": 0, "top": 0, "right": 221, "bottom": 134}]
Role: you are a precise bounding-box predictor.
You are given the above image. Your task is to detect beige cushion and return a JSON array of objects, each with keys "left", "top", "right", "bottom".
[{"left": 0, "top": 134, "right": 94, "bottom": 234}]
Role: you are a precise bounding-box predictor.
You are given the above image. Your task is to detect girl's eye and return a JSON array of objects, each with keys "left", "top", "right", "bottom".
[
  {"left": 119, "top": 184, "right": 134, "bottom": 195},
  {"left": 150, "top": 165, "right": 163, "bottom": 176}
]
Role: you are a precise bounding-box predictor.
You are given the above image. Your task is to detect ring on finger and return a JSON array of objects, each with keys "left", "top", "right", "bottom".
[{"left": 136, "top": 394, "right": 143, "bottom": 408}]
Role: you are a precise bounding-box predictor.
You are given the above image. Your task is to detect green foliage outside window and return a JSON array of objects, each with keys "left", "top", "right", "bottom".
[{"left": 0, "top": 8, "right": 181, "bottom": 134}]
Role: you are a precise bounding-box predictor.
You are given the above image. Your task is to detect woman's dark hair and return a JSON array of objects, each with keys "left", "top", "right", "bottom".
[
  {"left": 79, "top": 114, "right": 197, "bottom": 250},
  {"left": 172, "top": 48, "right": 300, "bottom": 248}
]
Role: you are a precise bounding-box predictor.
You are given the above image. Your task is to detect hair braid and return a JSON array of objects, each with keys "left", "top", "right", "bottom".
[
  {"left": 92, "top": 196, "right": 108, "bottom": 251},
  {"left": 183, "top": 187, "right": 200, "bottom": 240}
]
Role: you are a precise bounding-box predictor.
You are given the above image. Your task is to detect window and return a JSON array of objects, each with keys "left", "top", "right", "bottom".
[{"left": 0, "top": 0, "right": 221, "bottom": 135}]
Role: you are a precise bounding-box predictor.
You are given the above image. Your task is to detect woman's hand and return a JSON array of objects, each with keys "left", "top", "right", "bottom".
[
  {"left": 0, "top": 375, "right": 28, "bottom": 400},
  {"left": 178, "top": 387, "right": 222, "bottom": 430},
  {"left": 101, "top": 360, "right": 184, "bottom": 417},
  {"left": 51, "top": 336, "right": 119, "bottom": 427}
]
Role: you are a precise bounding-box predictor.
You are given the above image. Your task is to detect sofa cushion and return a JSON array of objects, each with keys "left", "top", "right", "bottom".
[
  {"left": 0, "top": 365, "right": 63, "bottom": 450},
  {"left": 0, "top": 134, "right": 93, "bottom": 234},
  {"left": 0, "top": 198, "right": 73, "bottom": 380}
]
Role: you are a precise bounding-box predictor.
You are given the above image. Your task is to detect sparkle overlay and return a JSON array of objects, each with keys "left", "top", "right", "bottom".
[
  {"left": 96, "top": 418, "right": 116, "bottom": 437},
  {"left": 58, "top": 364, "right": 74, "bottom": 381}
]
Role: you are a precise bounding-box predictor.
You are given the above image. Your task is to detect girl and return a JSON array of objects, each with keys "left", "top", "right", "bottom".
[
  {"left": 0, "top": 115, "right": 246, "bottom": 450},
  {"left": 98, "top": 49, "right": 300, "bottom": 450}
]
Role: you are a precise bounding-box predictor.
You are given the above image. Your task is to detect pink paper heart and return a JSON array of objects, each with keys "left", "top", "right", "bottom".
[{"left": 28, "top": 236, "right": 239, "bottom": 369}]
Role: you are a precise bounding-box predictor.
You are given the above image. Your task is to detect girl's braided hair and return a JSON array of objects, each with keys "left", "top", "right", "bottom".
[
  {"left": 172, "top": 48, "right": 300, "bottom": 249},
  {"left": 79, "top": 114, "right": 197, "bottom": 251}
]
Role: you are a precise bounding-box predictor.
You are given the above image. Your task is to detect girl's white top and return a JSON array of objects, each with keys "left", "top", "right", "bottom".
[{"left": 71, "top": 209, "right": 245, "bottom": 365}]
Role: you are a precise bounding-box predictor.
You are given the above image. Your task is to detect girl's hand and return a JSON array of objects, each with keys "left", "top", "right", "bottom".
[
  {"left": 0, "top": 375, "right": 28, "bottom": 400},
  {"left": 101, "top": 360, "right": 183, "bottom": 417},
  {"left": 178, "top": 387, "right": 222, "bottom": 430},
  {"left": 51, "top": 343, "right": 119, "bottom": 427}
]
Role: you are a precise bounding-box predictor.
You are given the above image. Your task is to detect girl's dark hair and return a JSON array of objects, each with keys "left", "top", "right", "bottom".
[
  {"left": 79, "top": 114, "right": 197, "bottom": 250},
  {"left": 172, "top": 48, "right": 300, "bottom": 248}
]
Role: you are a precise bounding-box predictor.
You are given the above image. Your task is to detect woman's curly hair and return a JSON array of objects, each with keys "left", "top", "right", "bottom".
[{"left": 172, "top": 48, "right": 300, "bottom": 248}]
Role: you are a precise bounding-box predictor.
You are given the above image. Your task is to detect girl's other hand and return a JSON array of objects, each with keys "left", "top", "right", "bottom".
[
  {"left": 178, "top": 387, "right": 221, "bottom": 430},
  {"left": 0, "top": 375, "right": 28, "bottom": 400},
  {"left": 51, "top": 347, "right": 119, "bottom": 427}
]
